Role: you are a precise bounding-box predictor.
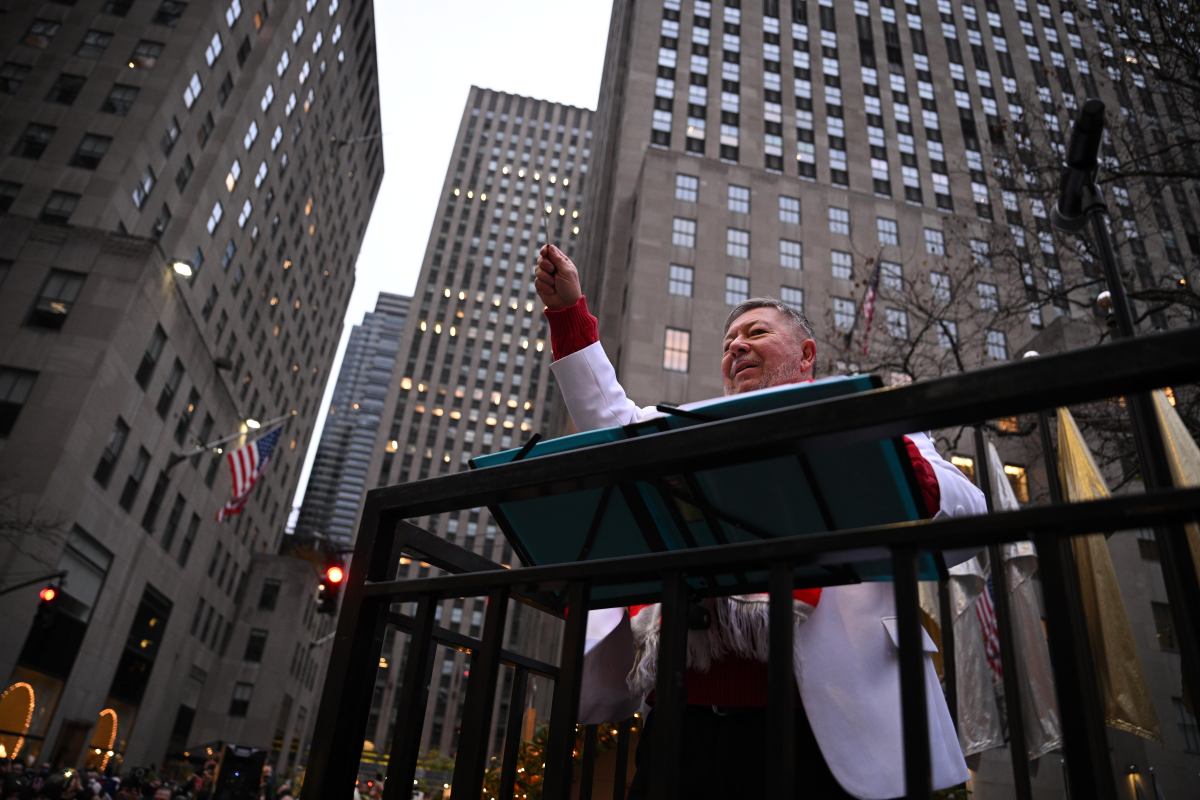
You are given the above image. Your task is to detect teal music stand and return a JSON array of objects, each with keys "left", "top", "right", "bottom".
[{"left": 470, "top": 374, "right": 942, "bottom": 605}]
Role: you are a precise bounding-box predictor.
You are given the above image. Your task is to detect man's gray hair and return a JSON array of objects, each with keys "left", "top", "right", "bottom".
[{"left": 724, "top": 297, "right": 816, "bottom": 342}]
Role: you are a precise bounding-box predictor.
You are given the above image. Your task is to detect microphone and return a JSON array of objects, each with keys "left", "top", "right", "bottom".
[{"left": 1053, "top": 98, "right": 1106, "bottom": 232}]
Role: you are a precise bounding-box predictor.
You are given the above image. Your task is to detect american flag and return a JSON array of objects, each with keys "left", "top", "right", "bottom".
[
  {"left": 976, "top": 573, "right": 1004, "bottom": 682},
  {"left": 859, "top": 260, "right": 883, "bottom": 356},
  {"left": 216, "top": 427, "right": 283, "bottom": 522}
]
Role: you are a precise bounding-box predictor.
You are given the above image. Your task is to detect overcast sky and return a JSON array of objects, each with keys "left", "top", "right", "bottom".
[{"left": 291, "top": 1, "right": 614, "bottom": 515}]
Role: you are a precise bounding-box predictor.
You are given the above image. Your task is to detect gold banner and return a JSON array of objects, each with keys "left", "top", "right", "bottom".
[{"left": 1057, "top": 408, "right": 1160, "bottom": 741}]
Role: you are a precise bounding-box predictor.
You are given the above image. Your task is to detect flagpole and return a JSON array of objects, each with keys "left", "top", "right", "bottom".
[{"left": 166, "top": 411, "right": 295, "bottom": 469}]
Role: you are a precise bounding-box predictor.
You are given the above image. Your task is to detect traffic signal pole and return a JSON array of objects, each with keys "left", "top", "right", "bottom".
[{"left": 0, "top": 570, "right": 66, "bottom": 598}]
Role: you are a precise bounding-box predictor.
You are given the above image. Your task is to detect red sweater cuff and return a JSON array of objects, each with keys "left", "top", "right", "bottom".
[{"left": 544, "top": 295, "right": 599, "bottom": 360}]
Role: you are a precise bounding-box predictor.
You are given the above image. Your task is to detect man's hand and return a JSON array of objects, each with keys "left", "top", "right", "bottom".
[{"left": 535, "top": 244, "right": 582, "bottom": 310}]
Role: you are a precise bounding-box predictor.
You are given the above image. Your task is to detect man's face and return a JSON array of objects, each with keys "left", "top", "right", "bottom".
[{"left": 721, "top": 307, "right": 816, "bottom": 395}]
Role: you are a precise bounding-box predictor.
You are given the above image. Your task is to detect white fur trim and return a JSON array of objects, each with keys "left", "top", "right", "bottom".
[{"left": 627, "top": 594, "right": 814, "bottom": 695}]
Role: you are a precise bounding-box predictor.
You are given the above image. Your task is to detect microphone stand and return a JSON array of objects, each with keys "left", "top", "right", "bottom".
[{"left": 1053, "top": 100, "right": 1200, "bottom": 741}]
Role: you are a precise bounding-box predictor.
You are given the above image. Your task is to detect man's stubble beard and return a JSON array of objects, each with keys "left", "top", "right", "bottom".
[{"left": 724, "top": 361, "right": 809, "bottom": 395}]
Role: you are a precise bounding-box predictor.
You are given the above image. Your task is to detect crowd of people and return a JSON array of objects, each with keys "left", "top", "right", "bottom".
[{"left": 0, "top": 758, "right": 297, "bottom": 800}]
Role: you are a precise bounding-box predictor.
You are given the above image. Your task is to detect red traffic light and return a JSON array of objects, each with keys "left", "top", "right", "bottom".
[
  {"left": 39, "top": 586, "right": 58, "bottom": 603},
  {"left": 324, "top": 564, "right": 345, "bottom": 585}
]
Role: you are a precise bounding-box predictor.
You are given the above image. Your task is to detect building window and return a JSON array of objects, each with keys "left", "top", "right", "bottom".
[
  {"left": 876, "top": 216, "right": 899, "bottom": 246},
  {"left": 728, "top": 184, "right": 750, "bottom": 214},
  {"left": 102, "top": 83, "right": 139, "bottom": 115},
  {"left": 0, "top": 181, "right": 19, "bottom": 213},
  {"left": 29, "top": 269, "right": 85, "bottom": 329},
  {"left": 1152, "top": 602, "right": 1177, "bottom": 652},
  {"left": 1, "top": 62, "right": 32, "bottom": 94},
  {"left": 780, "top": 286, "right": 804, "bottom": 313},
  {"left": 931, "top": 272, "right": 950, "bottom": 304},
  {"left": 936, "top": 320, "right": 957, "bottom": 349},
  {"left": 119, "top": 448, "right": 151, "bottom": 511},
  {"left": 971, "top": 238, "right": 992, "bottom": 268},
  {"left": 132, "top": 166, "right": 156, "bottom": 209},
  {"left": 182, "top": 72, "right": 202, "bottom": 108},
  {"left": 831, "top": 250, "right": 852, "bottom": 280},
  {"left": 206, "top": 201, "right": 224, "bottom": 234},
  {"left": 40, "top": 192, "right": 80, "bottom": 225},
  {"left": 226, "top": 0, "right": 243, "bottom": 27},
  {"left": 924, "top": 227, "right": 945, "bottom": 255},
  {"left": 672, "top": 217, "right": 696, "bottom": 248},
  {"left": 153, "top": 1, "right": 188, "bottom": 27},
  {"left": 175, "top": 155, "right": 195, "bottom": 192},
  {"left": 674, "top": 173, "right": 698, "bottom": 202},
  {"left": 140, "top": 470, "right": 169, "bottom": 532},
  {"left": 178, "top": 515, "right": 199, "bottom": 566},
  {"left": 0, "top": 368, "right": 37, "bottom": 438},
  {"left": 725, "top": 275, "right": 749, "bottom": 305},
  {"left": 47, "top": 73, "right": 87, "bottom": 105},
  {"left": 663, "top": 328, "right": 690, "bottom": 372},
  {"left": 24, "top": 19, "right": 61, "bottom": 48},
  {"left": 877, "top": 261, "right": 900, "bottom": 291},
  {"left": 243, "top": 120, "right": 258, "bottom": 150},
  {"left": 668, "top": 264, "right": 693, "bottom": 297},
  {"left": 197, "top": 112, "right": 216, "bottom": 146},
  {"left": 778, "top": 195, "right": 800, "bottom": 224},
  {"left": 726, "top": 227, "right": 750, "bottom": 259},
  {"left": 161, "top": 115, "right": 181, "bottom": 154},
  {"left": 229, "top": 682, "right": 254, "bottom": 716},
  {"left": 1175, "top": 697, "right": 1200, "bottom": 754},
  {"left": 244, "top": 629, "right": 268, "bottom": 662},
  {"left": 237, "top": 198, "right": 252, "bottom": 228},
  {"left": 130, "top": 40, "right": 163, "bottom": 69},
  {"left": 94, "top": 416, "right": 130, "bottom": 487},
  {"left": 71, "top": 134, "right": 112, "bottom": 169},
  {"left": 156, "top": 359, "right": 184, "bottom": 417},
  {"left": 76, "top": 30, "right": 114, "bottom": 59},
  {"left": 950, "top": 455, "right": 975, "bottom": 482},
  {"left": 985, "top": 329, "right": 1008, "bottom": 360},
  {"left": 828, "top": 206, "right": 849, "bottom": 235},
  {"left": 1003, "top": 464, "right": 1029, "bottom": 503},
  {"left": 136, "top": 326, "right": 167, "bottom": 388},
  {"left": 977, "top": 282, "right": 999, "bottom": 311},
  {"left": 885, "top": 308, "right": 908, "bottom": 339},
  {"left": 832, "top": 297, "right": 856, "bottom": 332},
  {"left": 258, "top": 579, "right": 281, "bottom": 610},
  {"left": 13, "top": 123, "right": 54, "bottom": 159},
  {"left": 205, "top": 32, "right": 223, "bottom": 66},
  {"left": 1135, "top": 530, "right": 1159, "bottom": 561}
]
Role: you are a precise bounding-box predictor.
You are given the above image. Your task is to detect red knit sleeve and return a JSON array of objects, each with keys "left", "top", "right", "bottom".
[
  {"left": 544, "top": 295, "right": 599, "bottom": 360},
  {"left": 903, "top": 435, "right": 941, "bottom": 519}
]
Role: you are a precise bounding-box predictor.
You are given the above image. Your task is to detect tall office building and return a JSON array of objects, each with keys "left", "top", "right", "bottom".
[
  {"left": 295, "top": 293, "right": 410, "bottom": 547},
  {"left": 576, "top": 0, "right": 1198, "bottom": 795},
  {"left": 365, "top": 87, "right": 591, "bottom": 759},
  {"left": 0, "top": 0, "right": 382, "bottom": 775}
]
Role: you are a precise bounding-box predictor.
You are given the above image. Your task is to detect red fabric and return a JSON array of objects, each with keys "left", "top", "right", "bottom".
[
  {"left": 902, "top": 435, "right": 941, "bottom": 518},
  {"left": 544, "top": 295, "right": 599, "bottom": 360}
]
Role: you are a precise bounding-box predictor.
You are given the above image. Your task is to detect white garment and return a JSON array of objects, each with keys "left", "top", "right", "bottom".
[{"left": 550, "top": 341, "right": 987, "bottom": 800}]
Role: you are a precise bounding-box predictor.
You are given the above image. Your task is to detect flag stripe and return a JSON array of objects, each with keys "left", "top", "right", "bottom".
[{"left": 976, "top": 577, "right": 1004, "bottom": 681}]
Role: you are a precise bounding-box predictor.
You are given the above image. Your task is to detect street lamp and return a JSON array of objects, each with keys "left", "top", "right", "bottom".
[
  {"left": 245, "top": 418, "right": 262, "bottom": 430},
  {"left": 169, "top": 258, "right": 194, "bottom": 278}
]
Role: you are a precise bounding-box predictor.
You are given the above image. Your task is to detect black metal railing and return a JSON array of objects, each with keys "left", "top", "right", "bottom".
[{"left": 302, "top": 325, "right": 1200, "bottom": 800}]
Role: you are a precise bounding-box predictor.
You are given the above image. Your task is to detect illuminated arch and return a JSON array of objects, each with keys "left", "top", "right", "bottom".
[
  {"left": 0, "top": 682, "right": 35, "bottom": 759},
  {"left": 84, "top": 708, "right": 119, "bottom": 772}
]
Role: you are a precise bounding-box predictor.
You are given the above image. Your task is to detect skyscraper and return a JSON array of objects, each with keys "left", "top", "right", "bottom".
[
  {"left": 574, "top": 0, "right": 1198, "bottom": 795},
  {"left": 367, "top": 86, "right": 591, "bottom": 758},
  {"left": 296, "top": 293, "right": 410, "bottom": 547},
  {"left": 0, "top": 0, "right": 382, "bottom": 773},
  {"left": 580, "top": 0, "right": 1195, "bottom": 400}
]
